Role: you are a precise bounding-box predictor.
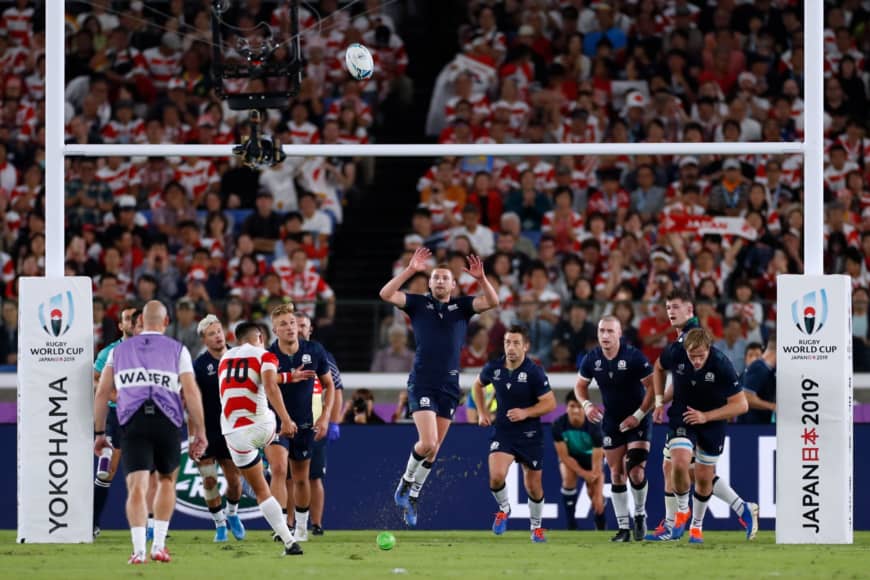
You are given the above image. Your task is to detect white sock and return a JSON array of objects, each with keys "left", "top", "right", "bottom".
[
  {"left": 529, "top": 496, "right": 544, "bottom": 530},
  {"left": 664, "top": 493, "right": 677, "bottom": 527},
  {"left": 152, "top": 520, "right": 169, "bottom": 551},
  {"left": 295, "top": 508, "right": 310, "bottom": 533},
  {"left": 131, "top": 526, "right": 146, "bottom": 556},
  {"left": 712, "top": 476, "right": 745, "bottom": 515},
  {"left": 403, "top": 450, "right": 425, "bottom": 482},
  {"left": 226, "top": 500, "right": 239, "bottom": 517},
  {"left": 611, "top": 484, "right": 630, "bottom": 529},
  {"left": 692, "top": 492, "right": 711, "bottom": 530},
  {"left": 147, "top": 516, "right": 154, "bottom": 530},
  {"left": 676, "top": 490, "right": 690, "bottom": 513},
  {"left": 491, "top": 485, "right": 511, "bottom": 513},
  {"left": 210, "top": 507, "right": 227, "bottom": 527},
  {"left": 630, "top": 480, "right": 648, "bottom": 516},
  {"left": 260, "top": 496, "right": 294, "bottom": 545},
  {"left": 410, "top": 460, "right": 433, "bottom": 499}
]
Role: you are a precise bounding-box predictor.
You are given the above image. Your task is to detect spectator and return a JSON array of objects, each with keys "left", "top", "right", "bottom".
[
  {"left": 242, "top": 191, "right": 284, "bottom": 254},
  {"left": 853, "top": 287, "right": 869, "bottom": 346},
  {"left": 450, "top": 204, "right": 495, "bottom": 258},
  {"left": 715, "top": 317, "right": 750, "bottom": 374},
  {"left": 708, "top": 158, "right": 750, "bottom": 216},
  {"left": 460, "top": 325, "right": 490, "bottom": 370},
  {"left": 498, "top": 213, "right": 537, "bottom": 259},
  {"left": 724, "top": 280, "right": 765, "bottom": 344},
  {"left": 342, "top": 388, "right": 385, "bottom": 424},
  {"left": 0, "top": 299, "right": 18, "bottom": 364},
  {"left": 504, "top": 170, "right": 552, "bottom": 232},
  {"left": 167, "top": 297, "right": 201, "bottom": 356},
  {"left": 65, "top": 158, "right": 113, "bottom": 230},
  {"left": 553, "top": 302, "right": 596, "bottom": 362},
  {"left": 370, "top": 325, "right": 414, "bottom": 373}
]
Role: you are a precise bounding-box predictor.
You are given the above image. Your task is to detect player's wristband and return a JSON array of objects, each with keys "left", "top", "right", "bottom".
[
  {"left": 581, "top": 400, "right": 594, "bottom": 412},
  {"left": 94, "top": 430, "right": 105, "bottom": 436},
  {"left": 632, "top": 409, "right": 646, "bottom": 422},
  {"left": 654, "top": 395, "right": 664, "bottom": 408}
]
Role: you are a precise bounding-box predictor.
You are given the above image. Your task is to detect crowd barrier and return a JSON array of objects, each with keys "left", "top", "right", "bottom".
[{"left": 2, "top": 424, "right": 867, "bottom": 531}]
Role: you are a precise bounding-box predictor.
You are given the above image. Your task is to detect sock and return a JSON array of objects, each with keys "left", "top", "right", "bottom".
[
  {"left": 692, "top": 491, "right": 712, "bottom": 530},
  {"left": 131, "top": 526, "right": 146, "bottom": 556},
  {"left": 630, "top": 479, "right": 648, "bottom": 517},
  {"left": 260, "top": 496, "right": 294, "bottom": 545},
  {"left": 295, "top": 506, "right": 310, "bottom": 533},
  {"left": 611, "top": 484, "right": 630, "bottom": 530},
  {"left": 529, "top": 496, "right": 544, "bottom": 530},
  {"left": 664, "top": 492, "right": 677, "bottom": 527},
  {"left": 712, "top": 476, "right": 745, "bottom": 516},
  {"left": 208, "top": 503, "right": 227, "bottom": 527},
  {"left": 226, "top": 499, "right": 239, "bottom": 517},
  {"left": 594, "top": 509, "right": 607, "bottom": 531},
  {"left": 491, "top": 484, "right": 511, "bottom": 514},
  {"left": 560, "top": 487, "right": 578, "bottom": 528},
  {"left": 152, "top": 520, "right": 169, "bottom": 551},
  {"left": 410, "top": 460, "right": 433, "bottom": 499},
  {"left": 403, "top": 450, "right": 426, "bottom": 482},
  {"left": 93, "top": 478, "right": 111, "bottom": 526},
  {"left": 147, "top": 514, "right": 154, "bottom": 530},
  {"left": 676, "top": 490, "right": 690, "bottom": 513}
]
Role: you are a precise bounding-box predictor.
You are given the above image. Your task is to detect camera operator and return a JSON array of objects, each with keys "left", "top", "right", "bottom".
[{"left": 342, "top": 389, "right": 385, "bottom": 424}]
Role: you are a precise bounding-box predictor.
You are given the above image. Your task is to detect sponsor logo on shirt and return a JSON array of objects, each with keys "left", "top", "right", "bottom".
[{"left": 447, "top": 304, "right": 458, "bottom": 311}]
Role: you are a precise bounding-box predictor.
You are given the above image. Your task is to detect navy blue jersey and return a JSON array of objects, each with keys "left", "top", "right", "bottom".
[
  {"left": 739, "top": 359, "right": 776, "bottom": 424},
  {"left": 552, "top": 414, "right": 603, "bottom": 457},
  {"left": 578, "top": 341, "right": 652, "bottom": 422},
  {"left": 194, "top": 350, "right": 223, "bottom": 436},
  {"left": 479, "top": 356, "right": 551, "bottom": 432},
  {"left": 659, "top": 317, "right": 701, "bottom": 369},
  {"left": 665, "top": 346, "right": 741, "bottom": 427},
  {"left": 326, "top": 351, "right": 344, "bottom": 390},
  {"left": 403, "top": 293, "right": 476, "bottom": 394},
  {"left": 268, "top": 339, "right": 330, "bottom": 427}
]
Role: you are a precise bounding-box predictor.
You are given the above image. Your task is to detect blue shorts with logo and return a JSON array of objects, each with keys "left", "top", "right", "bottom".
[
  {"left": 666, "top": 422, "right": 726, "bottom": 461},
  {"left": 407, "top": 383, "right": 460, "bottom": 420},
  {"left": 271, "top": 427, "right": 315, "bottom": 462},
  {"left": 601, "top": 414, "right": 653, "bottom": 450},
  {"left": 489, "top": 426, "right": 544, "bottom": 471}
]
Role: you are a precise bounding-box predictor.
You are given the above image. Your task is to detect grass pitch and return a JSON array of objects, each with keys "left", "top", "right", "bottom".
[{"left": 2, "top": 530, "right": 869, "bottom": 579}]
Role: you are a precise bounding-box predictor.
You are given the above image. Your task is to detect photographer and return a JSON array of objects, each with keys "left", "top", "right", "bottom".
[{"left": 342, "top": 389, "right": 385, "bottom": 425}]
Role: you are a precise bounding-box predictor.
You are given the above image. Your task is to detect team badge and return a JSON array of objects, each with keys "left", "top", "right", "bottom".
[
  {"left": 518, "top": 372, "right": 527, "bottom": 383},
  {"left": 617, "top": 360, "right": 626, "bottom": 370},
  {"left": 302, "top": 354, "right": 312, "bottom": 364},
  {"left": 705, "top": 372, "right": 715, "bottom": 382}
]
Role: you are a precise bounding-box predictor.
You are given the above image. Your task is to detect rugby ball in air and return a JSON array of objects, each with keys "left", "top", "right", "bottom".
[{"left": 345, "top": 43, "right": 374, "bottom": 81}]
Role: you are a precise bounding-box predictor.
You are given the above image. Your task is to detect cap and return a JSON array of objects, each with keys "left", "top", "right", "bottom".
[
  {"left": 197, "top": 114, "right": 216, "bottom": 128},
  {"left": 161, "top": 32, "right": 182, "bottom": 51},
  {"left": 723, "top": 158, "right": 741, "bottom": 170},
  {"left": 404, "top": 234, "right": 424, "bottom": 247},
  {"left": 176, "top": 297, "right": 195, "bottom": 310},
  {"left": 738, "top": 71, "right": 757, "bottom": 87},
  {"left": 187, "top": 266, "right": 207, "bottom": 283},
  {"left": 651, "top": 248, "right": 673, "bottom": 264},
  {"left": 167, "top": 78, "right": 186, "bottom": 91},
  {"left": 679, "top": 156, "right": 699, "bottom": 168},
  {"left": 625, "top": 91, "right": 647, "bottom": 108},
  {"left": 256, "top": 190, "right": 273, "bottom": 198},
  {"left": 116, "top": 194, "right": 137, "bottom": 209},
  {"left": 196, "top": 313, "right": 221, "bottom": 335}
]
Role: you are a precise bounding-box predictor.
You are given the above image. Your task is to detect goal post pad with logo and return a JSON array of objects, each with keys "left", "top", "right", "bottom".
[
  {"left": 17, "top": 277, "right": 94, "bottom": 543},
  {"left": 776, "top": 274, "right": 853, "bottom": 544}
]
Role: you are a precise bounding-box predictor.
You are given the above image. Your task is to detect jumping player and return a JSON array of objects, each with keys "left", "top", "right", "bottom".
[
  {"left": 380, "top": 246, "right": 499, "bottom": 526},
  {"left": 218, "top": 321, "right": 302, "bottom": 556},
  {"left": 473, "top": 326, "right": 556, "bottom": 543},
  {"left": 576, "top": 315, "right": 655, "bottom": 542}
]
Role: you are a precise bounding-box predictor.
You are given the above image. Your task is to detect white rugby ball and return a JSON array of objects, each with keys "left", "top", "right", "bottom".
[{"left": 344, "top": 43, "right": 374, "bottom": 81}]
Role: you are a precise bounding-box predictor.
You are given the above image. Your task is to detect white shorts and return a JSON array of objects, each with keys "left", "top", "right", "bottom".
[{"left": 223, "top": 413, "right": 277, "bottom": 468}]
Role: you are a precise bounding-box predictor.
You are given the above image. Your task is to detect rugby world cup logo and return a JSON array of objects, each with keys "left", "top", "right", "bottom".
[
  {"left": 38, "top": 291, "right": 75, "bottom": 337},
  {"left": 791, "top": 289, "right": 828, "bottom": 336}
]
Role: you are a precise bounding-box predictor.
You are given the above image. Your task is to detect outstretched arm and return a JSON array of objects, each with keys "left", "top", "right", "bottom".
[
  {"left": 466, "top": 255, "right": 499, "bottom": 312},
  {"left": 379, "top": 246, "right": 430, "bottom": 308}
]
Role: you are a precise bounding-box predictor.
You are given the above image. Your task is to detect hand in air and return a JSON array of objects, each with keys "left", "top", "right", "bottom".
[
  {"left": 408, "top": 246, "right": 431, "bottom": 273},
  {"left": 463, "top": 254, "right": 486, "bottom": 280}
]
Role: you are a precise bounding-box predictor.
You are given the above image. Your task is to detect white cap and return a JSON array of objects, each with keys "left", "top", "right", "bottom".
[{"left": 197, "top": 314, "right": 221, "bottom": 335}]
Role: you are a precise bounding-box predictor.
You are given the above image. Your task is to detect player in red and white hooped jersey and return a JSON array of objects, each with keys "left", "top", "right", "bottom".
[
  {"left": 142, "top": 33, "right": 182, "bottom": 93},
  {"left": 217, "top": 321, "right": 303, "bottom": 557},
  {"left": 1, "top": 0, "right": 34, "bottom": 47}
]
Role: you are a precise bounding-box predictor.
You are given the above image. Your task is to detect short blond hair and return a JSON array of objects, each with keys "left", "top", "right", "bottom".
[
  {"left": 684, "top": 328, "right": 713, "bottom": 351},
  {"left": 271, "top": 303, "right": 295, "bottom": 319}
]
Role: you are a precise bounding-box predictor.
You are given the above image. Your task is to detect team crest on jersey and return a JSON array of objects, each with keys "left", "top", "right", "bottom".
[
  {"left": 302, "top": 354, "right": 312, "bottom": 364},
  {"left": 419, "top": 397, "right": 431, "bottom": 407},
  {"left": 705, "top": 372, "right": 715, "bottom": 382},
  {"left": 677, "top": 363, "right": 685, "bottom": 374},
  {"left": 518, "top": 372, "right": 527, "bottom": 383},
  {"left": 617, "top": 360, "right": 626, "bottom": 370},
  {"left": 207, "top": 363, "right": 215, "bottom": 375},
  {"left": 490, "top": 441, "right": 500, "bottom": 451}
]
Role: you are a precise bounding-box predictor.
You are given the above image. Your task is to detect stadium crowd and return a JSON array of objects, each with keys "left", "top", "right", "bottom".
[
  {"left": 383, "top": 0, "right": 870, "bottom": 376},
  {"left": 0, "top": 0, "right": 412, "bottom": 361}
]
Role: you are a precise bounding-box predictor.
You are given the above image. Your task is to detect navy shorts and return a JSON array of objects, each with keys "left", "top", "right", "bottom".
[
  {"left": 489, "top": 427, "right": 544, "bottom": 471},
  {"left": 666, "top": 422, "right": 726, "bottom": 465},
  {"left": 272, "top": 427, "right": 315, "bottom": 462},
  {"left": 105, "top": 404, "right": 121, "bottom": 447},
  {"left": 407, "top": 384, "right": 459, "bottom": 420},
  {"left": 288, "top": 436, "right": 327, "bottom": 481},
  {"left": 601, "top": 414, "right": 653, "bottom": 450},
  {"left": 201, "top": 428, "right": 232, "bottom": 461}
]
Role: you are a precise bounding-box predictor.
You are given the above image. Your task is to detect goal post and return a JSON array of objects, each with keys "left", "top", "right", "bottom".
[{"left": 23, "top": 0, "right": 849, "bottom": 544}]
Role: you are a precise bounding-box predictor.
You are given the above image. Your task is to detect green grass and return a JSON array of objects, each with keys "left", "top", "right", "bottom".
[{"left": 2, "top": 530, "right": 870, "bottom": 579}]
